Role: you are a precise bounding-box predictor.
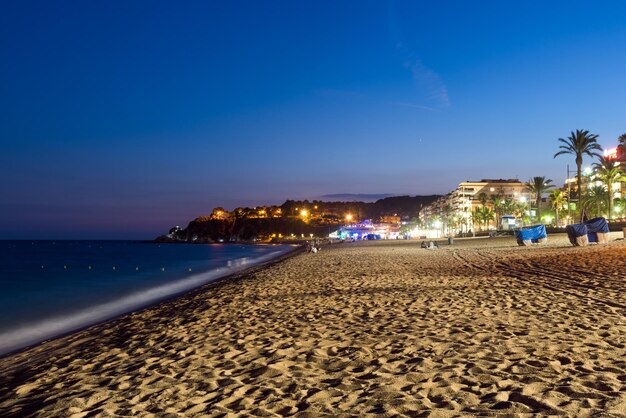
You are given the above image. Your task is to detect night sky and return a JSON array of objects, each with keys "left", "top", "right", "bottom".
[{"left": 2, "top": 1, "right": 625, "bottom": 239}]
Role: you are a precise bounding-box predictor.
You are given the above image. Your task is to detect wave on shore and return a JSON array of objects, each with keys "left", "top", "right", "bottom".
[{"left": 0, "top": 246, "right": 295, "bottom": 356}]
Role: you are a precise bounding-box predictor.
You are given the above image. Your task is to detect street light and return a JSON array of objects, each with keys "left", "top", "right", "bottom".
[{"left": 345, "top": 214, "right": 353, "bottom": 222}]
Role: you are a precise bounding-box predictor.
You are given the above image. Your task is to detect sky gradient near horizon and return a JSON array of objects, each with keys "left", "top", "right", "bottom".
[{"left": 2, "top": 1, "right": 626, "bottom": 239}]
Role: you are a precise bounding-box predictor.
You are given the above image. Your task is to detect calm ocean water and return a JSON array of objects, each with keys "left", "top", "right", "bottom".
[{"left": 0, "top": 240, "right": 295, "bottom": 355}]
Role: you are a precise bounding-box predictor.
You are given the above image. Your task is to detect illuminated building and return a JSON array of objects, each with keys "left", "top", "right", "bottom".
[
  {"left": 560, "top": 144, "right": 625, "bottom": 220},
  {"left": 332, "top": 220, "right": 398, "bottom": 240},
  {"left": 449, "top": 179, "right": 528, "bottom": 229}
]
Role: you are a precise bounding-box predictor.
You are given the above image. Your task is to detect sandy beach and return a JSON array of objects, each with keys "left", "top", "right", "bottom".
[{"left": 1, "top": 234, "right": 626, "bottom": 417}]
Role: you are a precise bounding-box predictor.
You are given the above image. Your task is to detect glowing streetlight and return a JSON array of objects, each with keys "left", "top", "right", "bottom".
[
  {"left": 345, "top": 214, "right": 353, "bottom": 222},
  {"left": 300, "top": 209, "right": 308, "bottom": 217}
]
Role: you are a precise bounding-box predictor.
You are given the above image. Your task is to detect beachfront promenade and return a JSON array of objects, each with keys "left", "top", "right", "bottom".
[{"left": 1, "top": 235, "right": 625, "bottom": 416}]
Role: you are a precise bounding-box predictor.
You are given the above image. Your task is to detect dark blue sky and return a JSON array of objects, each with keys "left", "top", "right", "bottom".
[{"left": 2, "top": 1, "right": 625, "bottom": 239}]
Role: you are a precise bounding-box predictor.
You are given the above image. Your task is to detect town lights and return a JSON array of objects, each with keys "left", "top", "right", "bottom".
[
  {"left": 300, "top": 209, "right": 308, "bottom": 217},
  {"left": 604, "top": 147, "right": 618, "bottom": 159},
  {"left": 345, "top": 214, "right": 353, "bottom": 222}
]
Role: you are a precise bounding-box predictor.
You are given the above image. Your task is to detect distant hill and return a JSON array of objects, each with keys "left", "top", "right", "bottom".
[
  {"left": 280, "top": 195, "right": 441, "bottom": 220},
  {"left": 320, "top": 193, "right": 396, "bottom": 202},
  {"left": 157, "top": 194, "right": 442, "bottom": 243},
  {"left": 371, "top": 195, "right": 442, "bottom": 216}
]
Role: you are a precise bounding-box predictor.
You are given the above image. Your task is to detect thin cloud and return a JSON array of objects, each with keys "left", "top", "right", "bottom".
[
  {"left": 387, "top": 3, "right": 451, "bottom": 109},
  {"left": 405, "top": 59, "right": 450, "bottom": 109}
]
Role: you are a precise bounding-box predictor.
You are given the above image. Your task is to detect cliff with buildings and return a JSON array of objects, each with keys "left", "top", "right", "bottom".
[{"left": 156, "top": 195, "right": 441, "bottom": 243}]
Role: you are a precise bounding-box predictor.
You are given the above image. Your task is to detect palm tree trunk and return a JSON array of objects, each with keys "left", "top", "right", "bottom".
[
  {"left": 536, "top": 194, "right": 541, "bottom": 223},
  {"left": 555, "top": 208, "right": 559, "bottom": 226},
  {"left": 576, "top": 161, "right": 583, "bottom": 222},
  {"left": 606, "top": 181, "right": 613, "bottom": 221}
]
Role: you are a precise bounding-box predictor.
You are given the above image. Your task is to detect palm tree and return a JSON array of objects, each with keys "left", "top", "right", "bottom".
[
  {"left": 583, "top": 185, "right": 609, "bottom": 218},
  {"left": 477, "top": 192, "right": 488, "bottom": 208},
  {"left": 549, "top": 190, "right": 566, "bottom": 226},
  {"left": 525, "top": 176, "right": 554, "bottom": 223},
  {"left": 618, "top": 133, "right": 626, "bottom": 155},
  {"left": 471, "top": 210, "right": 481, "bottom": 231},
  {"left": 490, "top": 195, "right": 503, "bottom": 229},
  {"left": 616, "top": 133, "right": 626, "bottom": 160},
  {"left": 593, "top": 157, "right": 626, "bottom": 219},
  {"left": 554, "top": 129, "right": 602, "bottom": 221},
  {"left": 453, "top": 215, "right": 465, "bottom": 233},
  {"left": 472, "top": 208, "right": 487, "bottom": 231},
  {"left": 501, "top": 198, "right": 517, "bottom": 215},
  {"left": 441, "top": 204, "right": 454, "bottom": 234},
  {"left": 515, "top": 201, "right": 529, "bottom": 226},
  {"left": 473, "top": 207, "right": 494, "bottom": 230},
  {"left": 481, "top": 207, "right": 495, "bottom": 230},
  {"left": 615, "top": 197, "right": 626, "bottom": 218}
]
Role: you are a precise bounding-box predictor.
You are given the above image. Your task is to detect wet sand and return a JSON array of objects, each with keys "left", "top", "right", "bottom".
[{"left": 1, "top": 234, "right": 625, "bottom": 417}]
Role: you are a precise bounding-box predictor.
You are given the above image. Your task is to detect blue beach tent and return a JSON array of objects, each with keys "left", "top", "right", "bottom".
[
  {"left": 585, "top": 217, "right": 609, "bottom": 243},
  {"left": 566, "top": 217, "right": 609, "bottom": 245},
  {"left": 566, "top": 223, "right": 587, "bottom": 245},
  {"left": 514, "top": 224, "right": 547, "bottom": 246}
]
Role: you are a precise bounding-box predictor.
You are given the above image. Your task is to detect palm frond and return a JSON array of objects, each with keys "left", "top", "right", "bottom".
[{"left": 554, "top": 150, "right": 571, "bottom": 158}]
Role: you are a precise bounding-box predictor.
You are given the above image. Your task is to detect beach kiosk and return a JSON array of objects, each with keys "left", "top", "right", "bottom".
[
  {"left": 566, "top": 217, "right": 609, "bottom": 246},
  {"left": 514, "top": 224, "right": 547, "bottom": 246},
  {"left": 500, "top": 215, "right": 517, "bottom": 231}
]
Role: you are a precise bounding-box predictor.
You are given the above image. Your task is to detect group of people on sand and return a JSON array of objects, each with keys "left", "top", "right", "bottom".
[
  {"left": 421, "top": 240, "right": 439, "bottom": 250},
  {"left": 306, "top": 240, "right": 321, "bottom": 253},
  {"left": 310, "top": 238, "right": 443, "bottom": 252}
]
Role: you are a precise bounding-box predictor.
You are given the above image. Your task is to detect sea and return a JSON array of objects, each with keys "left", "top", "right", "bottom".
[{"left": 0, "top": 240, "right": 296, "bottom": 356}]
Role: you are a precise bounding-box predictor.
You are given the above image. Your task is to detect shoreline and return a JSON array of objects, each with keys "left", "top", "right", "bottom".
[
  {"left": 1, "top": 234, "right": 625, "bottom": 416},
  {"left": 0, "top": 244, "right": 303, "bottom": 360}
]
